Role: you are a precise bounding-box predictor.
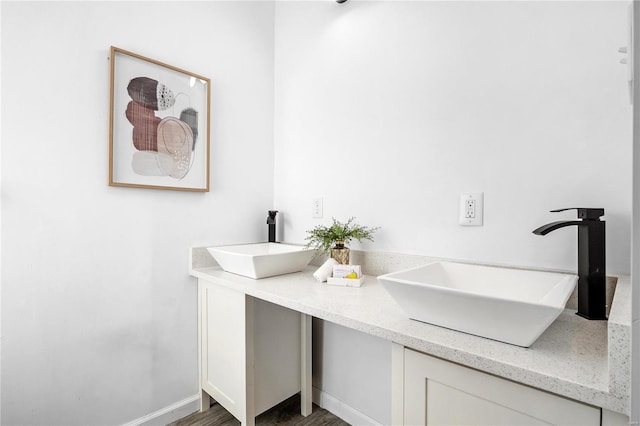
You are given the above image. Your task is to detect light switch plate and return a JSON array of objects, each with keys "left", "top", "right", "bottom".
[
  {"left": 312, "top": 197, "right": 323, "bottom": 218},
  {"left": 459, "top": 192, "right": 483, "bottom": 226}
]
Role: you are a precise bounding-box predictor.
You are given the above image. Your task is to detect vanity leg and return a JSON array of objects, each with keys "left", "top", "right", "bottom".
[
  {"left": 243, "top": 296, "right": 256, "bottom": 426},
  {"left": 198, "top": 281, "right": 209, "bottom": 413},
  {"left": 301, "top": 313, "right": 313, "bottom": 416},
  {"left": 199, "top": 389, "right": 211, "bottom": 412},
  {"left": 391, "top": 343, "right": 405, "bottom": 425}
]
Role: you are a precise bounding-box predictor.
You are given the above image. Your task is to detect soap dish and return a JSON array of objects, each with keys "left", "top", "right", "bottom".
[{"left": 326, "top": 277, "right": 364, "bottom": 287}]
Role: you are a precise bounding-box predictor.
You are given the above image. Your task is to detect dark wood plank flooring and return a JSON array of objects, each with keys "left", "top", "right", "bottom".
[{"left": 168, "top": 394, "right": 350, "bottom": 426}]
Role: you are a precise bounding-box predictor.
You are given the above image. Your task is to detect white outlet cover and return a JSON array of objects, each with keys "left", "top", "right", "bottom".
[
  {"left": 312, "top": 197, "right": 323, "bottom": 218},
  {"left": 459, "top": 192, "right": 483, "bottom": 226}
]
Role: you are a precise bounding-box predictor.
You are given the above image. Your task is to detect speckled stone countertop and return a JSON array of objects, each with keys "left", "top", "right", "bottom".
[{"left": 189, "top": 247, "right": 631, "bottom": 415}]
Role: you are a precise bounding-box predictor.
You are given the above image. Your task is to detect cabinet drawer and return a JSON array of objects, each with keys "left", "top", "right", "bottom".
[{"left": 404, "top": 348, "right": 600, "bottom": 426}]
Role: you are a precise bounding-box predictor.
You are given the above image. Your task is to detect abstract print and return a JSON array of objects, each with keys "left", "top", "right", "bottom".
[{"left": 125, "top": 77, "right": 198, "bottom": 179}]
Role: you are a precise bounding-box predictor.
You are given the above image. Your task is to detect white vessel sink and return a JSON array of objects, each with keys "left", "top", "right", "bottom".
[
  {"left": 378, "top": 261, "right": 577, "bottom": 347},
  {"left": 207, "top": 243, "right": 315, "bottom": 279}
]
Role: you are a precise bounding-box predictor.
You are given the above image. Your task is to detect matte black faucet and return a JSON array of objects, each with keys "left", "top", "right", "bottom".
[
  {"left": 532, "top": 208, "right": 606, "bottom": 320},
  {"left": 267, "top": 210, "right": 278, "bottom": 243}
]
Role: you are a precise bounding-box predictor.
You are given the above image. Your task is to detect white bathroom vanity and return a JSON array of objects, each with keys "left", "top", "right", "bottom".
[{"left": 189, "top": 247, "right": 631, "bottom": 426}]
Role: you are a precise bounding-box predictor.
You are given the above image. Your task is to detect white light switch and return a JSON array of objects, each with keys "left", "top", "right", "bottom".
[{"left": 459, "top": 193, "right": 483, "bottom": 226}]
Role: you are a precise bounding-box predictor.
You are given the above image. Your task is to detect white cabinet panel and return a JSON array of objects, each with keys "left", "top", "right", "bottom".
[
  {"left": 404, "top": 348, "right": 600, "bottom": 426},
  {"left": 253, "top": 298, "right": 301, "bottom": 415},
  {"left": 198, "top": 279, "right": 305, "bottom": 425},
  {"left": 426, "top": 381, "right": 548, "bottom": 425},
  {"left": 200, "top": 280, "right": 248, "bottom": 421}
]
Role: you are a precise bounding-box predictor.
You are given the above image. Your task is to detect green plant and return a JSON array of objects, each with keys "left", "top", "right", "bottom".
[{"left": 305, "top": 217, "right": 379, "bottom": 254}]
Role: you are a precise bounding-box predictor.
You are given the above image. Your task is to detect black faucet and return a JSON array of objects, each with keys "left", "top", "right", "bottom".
[
  {"left": 267, "top": 210, "right": 278, "bottom": 243},
  {"left": 532, "top": 208, "right": 606, "bottom": 320}
]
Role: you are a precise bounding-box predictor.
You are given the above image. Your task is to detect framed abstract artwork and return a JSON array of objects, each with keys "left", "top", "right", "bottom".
[{"left": 109, "top": 46, "right": 210, "bottom": 191}]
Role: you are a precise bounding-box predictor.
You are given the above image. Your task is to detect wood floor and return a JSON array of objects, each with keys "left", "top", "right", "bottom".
[{"left": 167, "top": 394, "right": 350, "bottom": 426}]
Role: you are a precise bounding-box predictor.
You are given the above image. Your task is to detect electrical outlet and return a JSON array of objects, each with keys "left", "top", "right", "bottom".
[
  {"left": 465, "top": 199, "right": 476, "bottom": 218},
  {"left": 459, "top": 193, "right": 483, "bottom": 226},
  {"left": 312, "top": 197, "right": 323, "bottom": 218}
]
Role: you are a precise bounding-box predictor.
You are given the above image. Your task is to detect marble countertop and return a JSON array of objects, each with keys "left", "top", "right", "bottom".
[{"left": 189, "top": 250, "right": 631, "bottom": 415}]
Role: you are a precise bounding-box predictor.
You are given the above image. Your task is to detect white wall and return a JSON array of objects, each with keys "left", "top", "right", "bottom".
[
  {"left": 312, "top": 319, "right": 390, "bottom": 424},
  {"left": 632, "top": 2, "right": 639, "bottom": 422},
  {"left": 0, "top": 3, "right": 4, "bottom": 422},
  {"left": 1, "top": 2, "right": 274, "bottom": 425},
  {"left": 274, "top": 2, "right": 632, "bottom": 424},
  {"left": 275, "top": 0, "right": 631, "bottom": 272}
]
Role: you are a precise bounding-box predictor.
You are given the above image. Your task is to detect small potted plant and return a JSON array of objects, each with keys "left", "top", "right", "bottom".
[{"left": 305, "top": 217, "right": 379, "bottom": 264}]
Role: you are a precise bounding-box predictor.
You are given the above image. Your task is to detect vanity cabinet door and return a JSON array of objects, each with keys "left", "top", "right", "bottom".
[
  {"left": 404, "top": 348, "right": 600, "bottom": 426},
  {"left": 199, "top": 280, "right": 251, "bottom": 423}
]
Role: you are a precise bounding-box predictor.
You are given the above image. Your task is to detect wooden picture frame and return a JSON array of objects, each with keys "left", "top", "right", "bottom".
[{"left": 109, "top": 46, "right": 210, "bottom": 191}]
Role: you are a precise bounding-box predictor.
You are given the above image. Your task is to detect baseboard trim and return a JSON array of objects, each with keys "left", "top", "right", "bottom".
[
  {"left": 121, "top": 394, "right": 199, "bottom": 426},
  {"left": 121, "top": 389, "right": 379, "bottom": 426},
  {"left": 312, "top": 387, "right": 382, "bottom": 426}
]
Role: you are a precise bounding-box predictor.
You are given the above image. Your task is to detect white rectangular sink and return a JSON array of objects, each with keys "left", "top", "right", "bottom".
[
  {"left": 378, "top": 261, "right": 577, "bottom": 347},
  {"left": 207, "top": 243, "right": 315, "bottom": 279}
]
